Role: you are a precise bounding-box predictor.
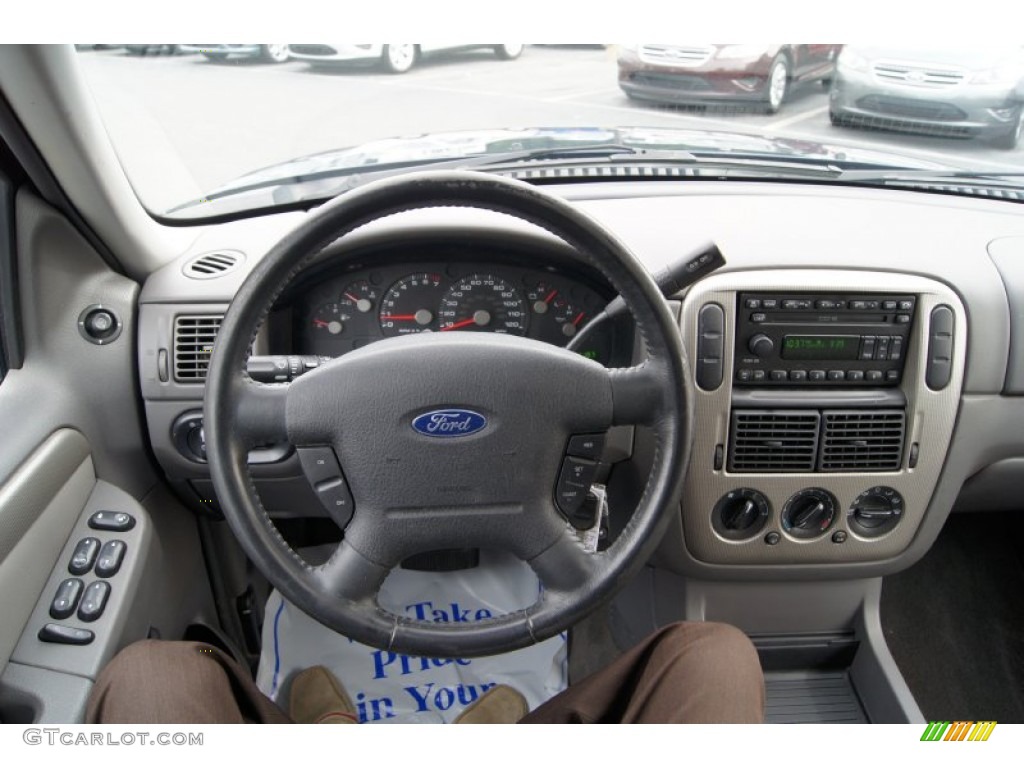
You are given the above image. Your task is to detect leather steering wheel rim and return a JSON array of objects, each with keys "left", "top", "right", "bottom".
[{"left": 204, "top": 170, "right": 692, "bottom": 658}]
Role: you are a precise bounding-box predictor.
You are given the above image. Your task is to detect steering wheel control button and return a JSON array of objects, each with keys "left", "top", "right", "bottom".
[
  {"left": 848, "top": 486, "right": 904, "bottom": 537},
  {"left": 68, "top": 537, "right": 101, "bottom": 575},
  {"left": 38, "top": 624, "right": 94, "bottom": 646},
  {"left": 298, "top": 446, "right": 343, "bottom": 485},
  {"left": 712, "top": 489, "right": 770, "bottom": 541},
  {"left": 927, "top": 305, "right": 955, "bottom": 390},
  {"left": 314, "top": 478, "right": 355, "bottom": 526},
  {"left": 566, "top": 434, "right": 606, "bottom": 461},
  {"left": 77, "top": 581, "right": 112, "bottom": 622},
  {"left": 95, "top": 540, "right": 127, "bottom": 578},
  {"left": 49, "top": 578, "right": 84, "bottom": 620},
  {"left": 556, "top": 457, "right": 598, "bottom": 517},
  {"left": 88, "top": 510, "right": 136, "bottom": 532},
  {"left": 781, "top": 488, "right": 838, "bottom": 540}
]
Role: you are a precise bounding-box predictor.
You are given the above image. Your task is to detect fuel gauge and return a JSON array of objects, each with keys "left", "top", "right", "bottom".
[
  {"left": 311, "top": 302, "right": 350, "bottom": 336},
  {"left": 340, "top": 280, "right": 378, "bottom": 315}
]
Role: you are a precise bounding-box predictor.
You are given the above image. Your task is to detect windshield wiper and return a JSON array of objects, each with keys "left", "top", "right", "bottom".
[{"left": 836, "top": 168, "right": 1024, "bottom": 186}]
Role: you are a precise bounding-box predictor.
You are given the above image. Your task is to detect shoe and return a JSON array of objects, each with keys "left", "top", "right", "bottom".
[
  {"left": 289, "top": 666, "right": 358, "bottom": 724},
  {"left": 454, "top": 685, "right": 528, "bottom": 724}
]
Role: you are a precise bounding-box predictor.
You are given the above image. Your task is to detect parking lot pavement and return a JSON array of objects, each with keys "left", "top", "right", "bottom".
[{"left": 77, "top": 46, "right": 1024, "bottom": 212}]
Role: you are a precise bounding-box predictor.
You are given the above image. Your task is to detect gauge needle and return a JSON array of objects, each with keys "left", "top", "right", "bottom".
[
  {"left": 313, "top": 319, "right": 329, "bottom": 327},
  {"left": 544, "top": 289, "right": 558, "bottom": 304},
  {"left": 572, "top": 311, "right": 586, "bottom": 326},
  {"left": 381, "top": 314, "right": 418, "bottom": 321},
  {"left": 441, "top": 317, "right": 477, "bottom": 331},
  {"left": 344, "top": 292, "right": 359, "bottom": 302}
]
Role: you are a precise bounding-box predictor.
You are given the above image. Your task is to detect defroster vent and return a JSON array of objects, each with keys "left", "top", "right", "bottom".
[
  {"left": 174, "top": 315, "right": 223, "bottom": 382},
  {"left": 728, "top": 411, "right": 820, "bottom": 473},
  {"left": 819, "top": 410, "right": 905, "bottom": 472}
]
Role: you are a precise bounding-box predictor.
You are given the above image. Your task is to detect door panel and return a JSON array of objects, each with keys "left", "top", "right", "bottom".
[{"left": 0, "top": 429, "right": 93, "bottom": 669}]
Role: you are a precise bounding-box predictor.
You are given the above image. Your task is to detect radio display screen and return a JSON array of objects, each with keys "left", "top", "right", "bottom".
[{"left": 781, "top": 335, "right": 860, "bottom": 360}]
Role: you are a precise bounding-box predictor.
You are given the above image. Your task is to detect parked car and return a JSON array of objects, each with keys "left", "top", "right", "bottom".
[
  {"left": 288, "top": 44, "right": 524, "bottom": 74},
  {"left": 617, "top": 44, "right": 840, "bottom": 113},
  {"left": 179, "top": 44, "right": 291, "bottom": 64},
  {"left": 829, "top": 46, "right": 1024, "bottom": 149}
]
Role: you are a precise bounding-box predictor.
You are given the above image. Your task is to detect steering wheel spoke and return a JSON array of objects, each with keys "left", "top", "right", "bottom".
[
  {"left": 608, "top": 363, "right": 671, "bottom": 425},
  {"left": 315, "top": 539, "right": 392, "bottom": 604},
  {"left": 528, "top": 527, "right": 601, "bottom": 595},
  {"left": 232, "top": 377, "right": 289, "bottom": 445}
]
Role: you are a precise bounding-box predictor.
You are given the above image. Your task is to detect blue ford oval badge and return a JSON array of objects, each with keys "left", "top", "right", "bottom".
[{"left": 412, "top": 409, "right": 487, "bottom": 438}]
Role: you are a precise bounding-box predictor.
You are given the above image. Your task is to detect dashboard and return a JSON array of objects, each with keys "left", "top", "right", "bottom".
[{"left": 136, "top": 180, "right": 1024, "bottom": 582}]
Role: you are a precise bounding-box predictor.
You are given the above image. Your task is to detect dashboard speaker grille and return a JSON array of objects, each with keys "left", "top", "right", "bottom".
[
  {"left": 182, "top": 251, "right": 243, "bottom": 279},
  {"left": 728, "top": 410, "right": 820, "bottom": 473},
  {"left": 174, "top": 315, "right": 222, "bottom": 382},
  {"left": 820, "top": 410, "right": 906, "bottom": 472}
]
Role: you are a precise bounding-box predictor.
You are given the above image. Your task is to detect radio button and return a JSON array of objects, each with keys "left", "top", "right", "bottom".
[
  {"left": 816, "top": 299, "right": 844, "bottom": 310},
  {"left": 751, "top": 370, "right": 767, "bottom": 382},
  {"left": 750, "top": 312, "right": 767, "bottom": 323},
  {"left": 890, "top": 337, "right": 904, "bottom": 361},
  {"left": 789, "top": 370, "right": 808, "bottom": 382},
  {"left": 745, "top": 299, "right": 762, "bottom": 309},
  {"left": 896, "top": 314, "right": 912, "bottom": 324},
  {"left": 761, "top": 299, "right": 779, "bottom": 309},
  {"left": 846, "top": 370, "right": 864, "bottom": 382},
  {"left": 898, "top": 300, "right": 914, "bottom": 311},
  {"left": 882, "top": 300, "right": 897, "bottom": 311},
  {"left": 809, "top": 370, "right": 826, "bottom": 382},
  {"left": 782, "top": 299, "right": 813, "bottom": 310},
  {"left": 736, "top": 369, "right": 753, "bottom": 382},
  {"left": 859, "top": 336, "right": 876, "bottom": 360},
  {"left": 886, "top": 370, "right": 900, "bottom": 382},
  {"left": 770, "top": 370, "right": 788, "bottom": 381},
  {"left": 827, "top": 370, "right": 845, "bottom": 381},
  {"left": 866, "top": 370, "right": 884, "bottom": 382},
  {"left": 875, "top": 336, "right": 891, "bottom": 360}
]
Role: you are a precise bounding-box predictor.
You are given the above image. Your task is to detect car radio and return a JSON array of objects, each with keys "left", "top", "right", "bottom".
[{"left": 732, "top": 293, "right": 916, "bottom": 386}]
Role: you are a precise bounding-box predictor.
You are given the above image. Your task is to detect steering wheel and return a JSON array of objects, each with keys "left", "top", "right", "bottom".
[{"left": 204, "top": 171, "right": 692, "bottom": 659}]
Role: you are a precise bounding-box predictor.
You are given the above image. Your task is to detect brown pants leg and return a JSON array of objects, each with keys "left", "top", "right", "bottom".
[
  {"left": 87, "top": 622, "right": 763, "bottom": 724},
  {"left": 86, "top": 639, "right": 291, "bottom": 724},
  {"left": 522, "top": 622, "right": 765, "bottom": 723}
]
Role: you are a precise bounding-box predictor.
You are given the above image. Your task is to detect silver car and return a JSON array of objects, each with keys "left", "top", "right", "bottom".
[
  {"left": 829, "top": 46, "right": 1024, "bottom": 149},
  {"left": 179, "top": 45, "right": 291, "bottom": 64}
]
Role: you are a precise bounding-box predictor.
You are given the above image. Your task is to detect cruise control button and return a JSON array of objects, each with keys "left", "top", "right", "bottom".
[
  {"left": 95, "top": 540, "right": 127, "bottom": 578},
  {"left": 77, "top": 581, "right": 111, "bottom": 623},
  {"left": 297, "top": 446, "right": 342, "bottom": 485},
  {"left": 49, "top": 578, "right": 84, "bottom": 620},
  {"left": 88, "top": 511, "right": 135, "bottom": 532},
  {"left": 567, "top": 434, "right": 605, "bottom": 460},
  {"left": 68, "top": 537, "right": 101, "bottom": 576},
  {"left": 556, "top": 458, "right": 598, "bottom": 517},
  {"left": 38, "top": 624, "right": 94, "bottom": 645},
  {"left": 315, "top": 478, "right": 355, "bottom": 526}
]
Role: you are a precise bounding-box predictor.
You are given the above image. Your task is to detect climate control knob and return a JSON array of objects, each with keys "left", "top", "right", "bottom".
[
  {"left": 781, "top": 488, "right": 837, "bottom": 539},
  {"left": 712, "top": 488, "right": 770, "bottom": 541},
  {"left": 848, "top": 486, "right": 904, "bottom": 537},
  {"left": 748, "top": 333, "right": 774, "bottom": 358}
]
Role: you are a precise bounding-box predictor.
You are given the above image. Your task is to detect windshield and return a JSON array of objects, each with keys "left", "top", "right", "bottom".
[{"left": 75, "top": 44, "right": 1024, "bottom": 219}]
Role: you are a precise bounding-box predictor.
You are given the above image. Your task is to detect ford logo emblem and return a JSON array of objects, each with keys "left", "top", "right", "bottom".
[{"left": 411, "top": 409, "right": 487, "bottom": 438}]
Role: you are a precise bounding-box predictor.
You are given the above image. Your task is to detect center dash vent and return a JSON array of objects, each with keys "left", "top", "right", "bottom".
[
  {"left": 728, "top": 410, "right": 820, "bottom": 473},
  {"left": 174, "top": 315, "right": 223, "bottom": 382},
  {"left": 820, "top": 410, "right": 906, "bottom": 472},
  {"left": 182, "top": 250, "right": 244, "bottom": 279}
]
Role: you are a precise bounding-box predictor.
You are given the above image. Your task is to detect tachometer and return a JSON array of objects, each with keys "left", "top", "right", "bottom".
[
  {"left": 438, "top": 274, "right": 527, "bottom": 335},
  {"left": 379, "top": 273, "right": 445, "bottom": 336}
]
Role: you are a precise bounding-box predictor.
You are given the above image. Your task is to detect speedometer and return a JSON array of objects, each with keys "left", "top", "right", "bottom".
[{"left": 438, "top": 274, "right": 528, "bottom": 335}]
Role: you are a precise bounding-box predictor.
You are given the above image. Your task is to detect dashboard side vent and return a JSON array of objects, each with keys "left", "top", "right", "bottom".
[
  {"left": 728, "top": 410, "right": 820, "bottom": 473},
  {"left": 183, "top": 250, "right": 243, "bottom": 279},
  {"left": 174, "top": 315, "right": 222, "bottom": 382},
  {"left": 820, "top": 410, "right": 906, "bottom": 472}
]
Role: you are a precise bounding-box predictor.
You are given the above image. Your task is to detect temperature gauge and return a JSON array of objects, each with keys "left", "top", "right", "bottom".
[
  {"left": 526, "top": 283, "right": 588, "bottom": 339},
  {"left": 311, "top": 302, "right": 350, "bottom": 336},
  {"left": 339, "top": 280, "right": 378, "bottom": 315}
]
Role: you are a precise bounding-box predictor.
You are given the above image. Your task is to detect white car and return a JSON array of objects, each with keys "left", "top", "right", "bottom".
[
  {"left": 288, "top": 43, "right": 524, "bottom": 73},
  {"left": 179, "top": 44, "right": 291, "bottom": 64}
]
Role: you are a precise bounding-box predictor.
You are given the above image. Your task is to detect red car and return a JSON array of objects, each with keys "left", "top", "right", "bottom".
[{"left": 618, "top": 44, "right": 841, "bottom": 114}]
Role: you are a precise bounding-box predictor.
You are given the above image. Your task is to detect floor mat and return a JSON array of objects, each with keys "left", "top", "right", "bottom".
[{"left": 880, "top": 511, "right": 1024, "bottom": 722}]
